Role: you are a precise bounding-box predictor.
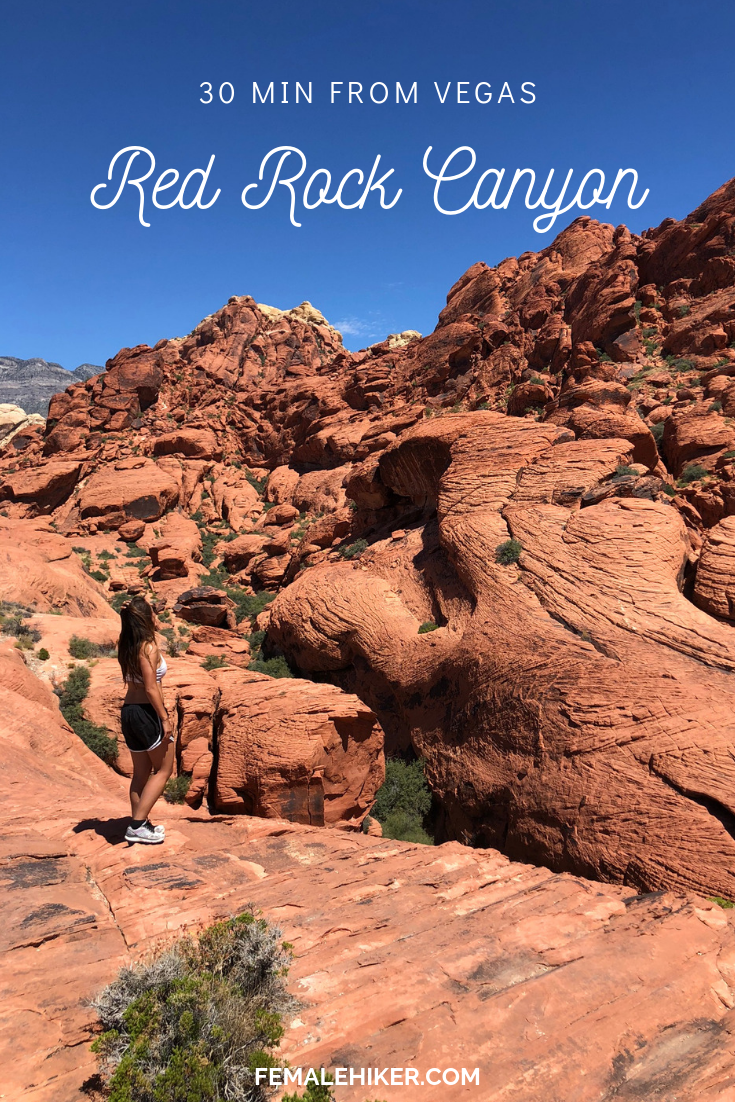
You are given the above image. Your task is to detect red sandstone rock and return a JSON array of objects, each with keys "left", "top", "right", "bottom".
[
  {"left": 117, "top": 518, "right": 146, "bottom": 541},
  {"left": 0, "top": 518, "right": 116, "bottom": 618},
  {"left": 185, "top": 624, "right": 251, "bottom": 667},
  {"left": 269, "top": 412, "right": 735, "bottom": 899},
  {"left": 213, "top": 670, "right": 384, "bottom": 827},
  {"left": 262, "top": 502, "right": 299, "bottom": 526},
  {"left": 221, "top": 531, "right": 272, "bottom": 573},
  {"left": 152, "top": 427, "right": 221, "bottom": 459},
  {"left": 173, "top": 585, "right": 236, "bottom": 629},
  {"left": 2, "top": 682, "right": 735, "bottom": 1102},
  {"left": 693, "top": 515, "right": 735, "bottom": 619},
  {"left": 0, "top": 460, "right": 81, "bottom": 512},
  {"left": 77, "top": 458, "right": 180, "bottom": 528},
  {"left": 149, "top": 512, "right": 202, "bottom": 579}
]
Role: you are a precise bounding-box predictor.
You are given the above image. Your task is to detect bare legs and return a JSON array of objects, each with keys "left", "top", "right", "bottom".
[{"left": 128, "top": 738, "right": 175, "bottom": 824}]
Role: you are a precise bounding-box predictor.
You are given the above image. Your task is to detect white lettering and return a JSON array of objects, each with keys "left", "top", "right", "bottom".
[{"left": 253, "top": 81, "right": 274, "bottom": 104}]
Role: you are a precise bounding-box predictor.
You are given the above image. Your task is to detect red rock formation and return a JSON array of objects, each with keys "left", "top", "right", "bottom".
[
  {"left": 213, "top": 669, "right": 384, "bottom": 826},
  {"left": 1, "top": 676, "right": 735, "bottom": 1102},
  {"left": 4, "top": 178, "right": 735, "bottom": 901}
]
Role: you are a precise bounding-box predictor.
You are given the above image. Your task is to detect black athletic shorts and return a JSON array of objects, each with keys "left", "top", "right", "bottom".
[{"left": 121, "top": 703, "right": 164, "bottom": 753}]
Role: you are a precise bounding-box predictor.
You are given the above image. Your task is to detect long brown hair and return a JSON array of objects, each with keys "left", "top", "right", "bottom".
[{"left": 118, "top": 596, "right": 157, "bottom": 682}]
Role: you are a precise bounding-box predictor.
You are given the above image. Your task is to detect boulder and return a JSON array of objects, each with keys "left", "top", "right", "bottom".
[
  {"left": 117, "top": 519, "right": 145, "bottom": 542},
  {"left": 173, "top": 586, "right": 236, "bottom": 629},
  {"left": 0, "top": 460, "right": 81, "bottom": 511},
  {"left": 221, "top": 532, "right": 271, "bottom": 573},
  {"left": 262, "top": 502, "right": 299, "bottom": 526},
  {"left": 185, "top": 625, "right": 251, "bottom": 668},
  {"left": 264, "top": 465, "right": 300, "bottom": 503},
  {"left": 149, "top": 513, "right": 202, "bottom": 579},
  {"left": 693, "top": 515, "right": 735, "bottom": 619},
  {"left": 213, "top": 671, "right": 385, "bottom": 827},
  {"left": 78, "top": 458, "right": 179, "bottom": 528},
  {"left": 152, "top": 428, "right": 221, "bottom": 459}
]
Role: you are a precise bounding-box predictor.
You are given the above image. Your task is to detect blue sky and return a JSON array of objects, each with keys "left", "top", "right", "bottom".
[{"left": 1, "top": 0, "right": 734, "bottom": 369}]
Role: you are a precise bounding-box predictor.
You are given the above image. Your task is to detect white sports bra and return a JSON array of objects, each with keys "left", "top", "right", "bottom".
[{"left": 124, "top": 655, "right": 168, "bottom": 684}]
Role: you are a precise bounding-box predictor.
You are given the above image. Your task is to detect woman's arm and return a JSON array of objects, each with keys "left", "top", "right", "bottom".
[{"left": 139, "top": 644, "right": 173, "bottom": 743}]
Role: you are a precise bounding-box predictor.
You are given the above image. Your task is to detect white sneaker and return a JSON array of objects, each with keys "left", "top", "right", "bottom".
[
  {"left": 125, "top": 823, "right": 164, "bottom": 845},
  {"left": 147, "top": 821, "right": 165, "bottom": 837}
]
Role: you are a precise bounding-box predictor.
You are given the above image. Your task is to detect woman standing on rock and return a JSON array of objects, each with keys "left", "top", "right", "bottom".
[{"left": 118, "top": 596, "right": 174, "bottom": 845}]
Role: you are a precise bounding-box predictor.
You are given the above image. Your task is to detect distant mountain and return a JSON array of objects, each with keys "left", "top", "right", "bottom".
[{"left": 0, "top": 357, "right": 102, "bottom": 417}]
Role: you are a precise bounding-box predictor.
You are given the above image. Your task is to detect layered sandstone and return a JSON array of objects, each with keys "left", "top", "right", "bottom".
[{"left": 2, "top": 660, "right": 735, "bottom": 1102}]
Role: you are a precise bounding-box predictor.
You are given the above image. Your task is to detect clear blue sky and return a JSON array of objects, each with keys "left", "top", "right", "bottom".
[{"left": 1, "top": 0, "right": 733, "bottom": 369}]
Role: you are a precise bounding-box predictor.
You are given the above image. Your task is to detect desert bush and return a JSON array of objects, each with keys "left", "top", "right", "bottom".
[
  {"left": 614, "top": 465, "right": 638, "bottom": 478},
  {"left": 125, "top": 544, "right": 148, "bottom": 558},
  {"left": 228, "top": 588, "right": 275, "bottom": 627},
  {"left": 37, "top": 647, "right": 50, "bottom": 661},
  {"left": 56, "top": 665, "right": 118, "bottom": 763},
  {"left": 92, "top": 911, "right": 293, "bottom": 1102},
  {"left": 678, "top": 463, "right": 708, "bottom": 485},
  {"left": 651, "top": 421, "right": 665, "bottom": 445},
  {"left": 710, "top": 896, "right": 735, "bottom": 909},
  {"left": 710, "top": 400, "right": 723, "bottom": 412},
  {"left": 495, "top": 538, "right": 522, "bottom": 565},
  {"left": 202, "top": 655, "right": 228, "bottom": 670},
  {"left": 418, "top": 621, "right": 439, "bottom": 634},
  {"left": 248, "top": 653, "right": 293, "bottom": 679},
  {"left": 68, "top": 634, "right": 117, "bottom": 660},
  {"left": 337, "top": 538, "right": 368, "bottom": 560},
  {"left": 372, "top": 758, "right": 433, "bottom": 845},
  {"left": 164, "top": 774, "right": 192, "bottom": 804}
]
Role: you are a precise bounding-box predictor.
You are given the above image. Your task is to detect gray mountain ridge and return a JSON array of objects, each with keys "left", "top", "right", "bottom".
[{"left": 0, "top": 357, "right": 102, "bottom": 417}]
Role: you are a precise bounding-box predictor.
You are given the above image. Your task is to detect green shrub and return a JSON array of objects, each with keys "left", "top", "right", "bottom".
[
  {"left": 710, "top": 896, "right": 735, "bottom": 909},
  {"left": 68, "top": 634, "right": 117, "bottom": 659},
  {"left": 614, "top": 465, "right": 638, "bottom": 478},
  {"left": 125, "top": 544, "right": 148, "bottom": 558},
  {"left": 372, "top": 758, "right": 433, "bottom": 845},
  {"left": 661, "top": 484, "right": 677, "bottom": 497},
  {"left": 338, "top": 538, "right": 368, "bottom": 560},
  {"left": 678, "top": 463, "right": 708, "bottom": 485},
  {"left": 109, "top": 592, "right": 129, "bottom": 612},
  {"left": 227, "top": 588, "right": 275, "bottom": 627},
  {"left": 245, "top": 470, "right": 268, "bottom": 494},
  {"left": 201, "top": 655, "right": 228, "bottom": 671},
  {"left": 37, "top": 647, "right": 50, "bottom": 661},
  {"left": 56, "top": 665, "right": 118, "bottom": 763},
  {"left": 721, "top": 450, "right": 735, "bottom": 460},
  {"left": 651, "top": 421, "right": 665, "bottom": 445},
  {"left": 248, "top": 654, "right": 293, "bottom": 679},
  {"left": 418, "top": 621, "right": 439, "bottom": 634},
  {"left": 164, "top": 774, "right": 192, "bottom": 804},
  {"left": 495, "top": 538, "right": 522, "bottom": 565},
  {"left": 678, "top": 304, "right": 691, "bottom": 317},
  {"left": 91, "top": 911, "right": 293, "bottom": 1102},
  {"left": 72, "top": 545, "right": 93, "bottom": 572},
  {"left": 665, "top": 356, "right": 694, "bottom": 373},
  {"left": 97, "top": 550, "right": 115, "bottom": 561},
  {"left": 15, "top": 634, "right": 34, "bottom": 650},
  {"left": 710, "top": 400, "right": 723, "bottom": 412}
]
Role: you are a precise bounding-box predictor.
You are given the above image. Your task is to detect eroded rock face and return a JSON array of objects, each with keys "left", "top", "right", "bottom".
[
  {"left": 3, "top": 179, "right": 735, "bottom": 902},
  {"left": 269, "top": 413, "right": 735, "bottom": 898},
  {"left": 213, "top": 670, "right": 385, "bottom": 826},
  {"left": 0, "top": 518, "right": 117, "bottom": 617}
]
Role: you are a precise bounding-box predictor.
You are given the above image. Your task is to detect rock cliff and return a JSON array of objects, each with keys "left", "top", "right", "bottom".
[{"left": 3, "top": 181, "right": 735, "bottom": 901}]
